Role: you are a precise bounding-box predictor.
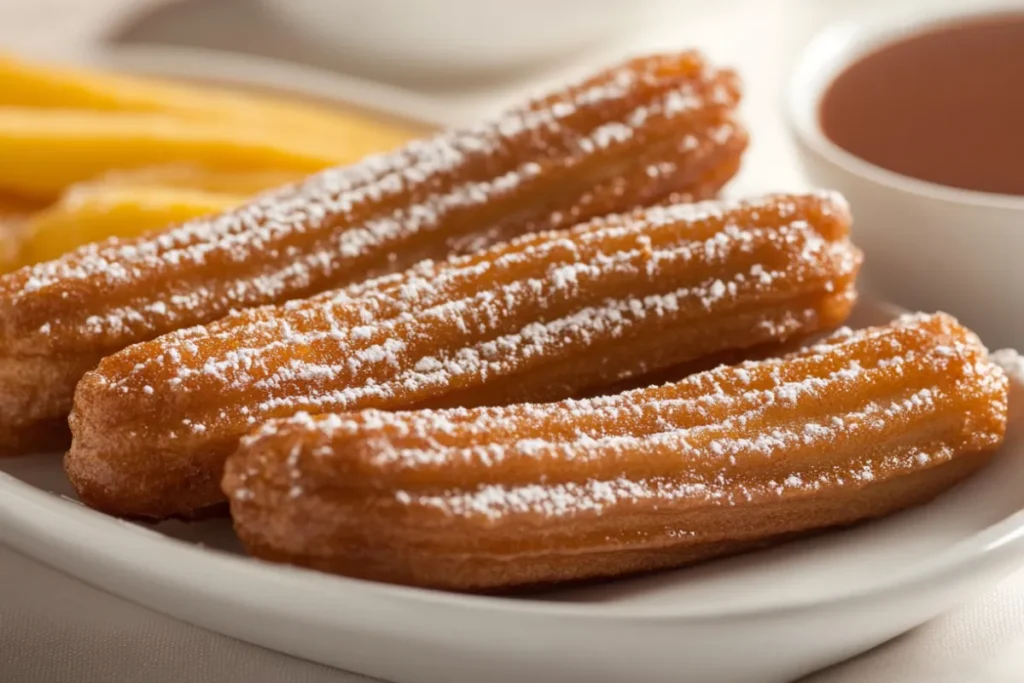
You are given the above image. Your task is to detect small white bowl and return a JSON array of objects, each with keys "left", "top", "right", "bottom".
[
  {"left": 260, "top": 0, "right": 674, "bottom": 79},
  {"left": 785, "top": 2, "right": 1024, "bottom": 350}
]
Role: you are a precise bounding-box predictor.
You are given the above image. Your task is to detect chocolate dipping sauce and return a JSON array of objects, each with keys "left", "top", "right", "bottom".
[{"left": 820, "top": 13, "right": 1024, "bottom": 195}]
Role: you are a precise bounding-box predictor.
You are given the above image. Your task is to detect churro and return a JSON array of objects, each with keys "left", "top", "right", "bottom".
[
  {"left": 67, "top": 191, "right": 859, "bottom": 518},
  {"left": 1, "top": 51, "right": 746, "bottom": 453},
  {"left": 223, "top": 313, "right": 1008, "bottom": 591}
]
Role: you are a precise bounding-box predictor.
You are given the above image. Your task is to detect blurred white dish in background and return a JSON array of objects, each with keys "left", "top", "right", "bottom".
[
  {"left": 785, "top": 1, "right": 1024, "bottom": 351},
  {"left": 260, "top": 0, "right": 675, "bottom": 78}
]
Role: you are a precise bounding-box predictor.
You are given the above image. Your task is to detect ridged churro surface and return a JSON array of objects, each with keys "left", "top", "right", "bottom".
[
  {"left": 67, "top": 192, "right": 859, "bottom": 519},
  {"left": 1, "top": 51, "right": 746, "bottom": 452},
  {"left": 224, "top": 313, "right": 1008, "bottom": 591}
]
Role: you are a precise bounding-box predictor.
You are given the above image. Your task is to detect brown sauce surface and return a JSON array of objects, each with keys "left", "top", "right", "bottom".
[{"left": 820, "top": 14, "right": 1024, "bottom": 195}]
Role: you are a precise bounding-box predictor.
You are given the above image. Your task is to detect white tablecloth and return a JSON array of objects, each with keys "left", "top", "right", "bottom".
[
  {"left": 3, "top": 541, "right": 1024, "bottom": 683},
  {"left": 1, "top": 1, "right": 1022, "bottom": 681}
]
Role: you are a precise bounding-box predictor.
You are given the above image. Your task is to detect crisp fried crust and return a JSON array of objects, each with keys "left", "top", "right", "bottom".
[
  {"left": 223, "top": 313, "right": 1008, "bottom": 591},
  {"left": 67, "top": 192, "right": 860, "bottom": 519},
  {"left": 0, "top": 51, "right": 747, "bottom": 453}
]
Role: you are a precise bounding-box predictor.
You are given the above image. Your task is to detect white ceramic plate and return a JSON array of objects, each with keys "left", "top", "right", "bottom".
[
  {"left": 3, "top": 295, "right": 1024, "bottom": 683},
  {"left": 2, "top": 48, "right": 1024, "bottom": 683}
]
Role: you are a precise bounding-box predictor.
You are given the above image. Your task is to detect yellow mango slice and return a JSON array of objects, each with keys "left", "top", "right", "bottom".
[
  {"left": 0, "top": 108, "right": 340, "bottom": 198},
  {"left": 19, "top": 185, "right": 244, "bottom": 266},
  {"left": 92, "top": 165, "right": 307, "bottom": 196},
  {"left": 0, "top": 192, "right": 44, "bottom": 272},
  {"left": 0, "top": 54, "right": 425, "bottom": 145}
]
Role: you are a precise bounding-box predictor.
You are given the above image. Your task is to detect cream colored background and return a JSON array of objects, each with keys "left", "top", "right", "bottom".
[{"left": 0, "top": 1, "right": 1022, "bottom": 681}]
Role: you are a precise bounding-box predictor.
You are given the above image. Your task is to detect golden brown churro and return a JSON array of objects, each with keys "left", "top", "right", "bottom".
[
  {"left": 223, "top": 313, "right": 1008, "bottom": 591},
  {"left": 67, "top": 192, "right": 859, "bottom": 519},
  {"left": 0, "top": 51, "right": 746, "bottom": 453}
]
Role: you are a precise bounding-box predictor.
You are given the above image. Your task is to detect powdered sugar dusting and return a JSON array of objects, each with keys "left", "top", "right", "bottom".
[
  {"left": 230, "top": 309, "right": 1009, "bottom": 526},
  {"left": 95, "top": 192, "right": 858, "bottom": 445},
  {"left": 5, "top": 52, "right": 741, "bottom": 357},
  {"left": 993, "top": 349, "right": 1024, "bottom": 383}
]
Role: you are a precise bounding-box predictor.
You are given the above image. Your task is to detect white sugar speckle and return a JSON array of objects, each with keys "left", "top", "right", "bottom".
[
  {"left": 3, "top": 53, "right": 743, "bottom": 384},
  {"left": 232, "top": 312, "right": 1008, "bottom": 533},
  {"left": 96, "top": 192, "right": 859, "bottom": 458}
]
